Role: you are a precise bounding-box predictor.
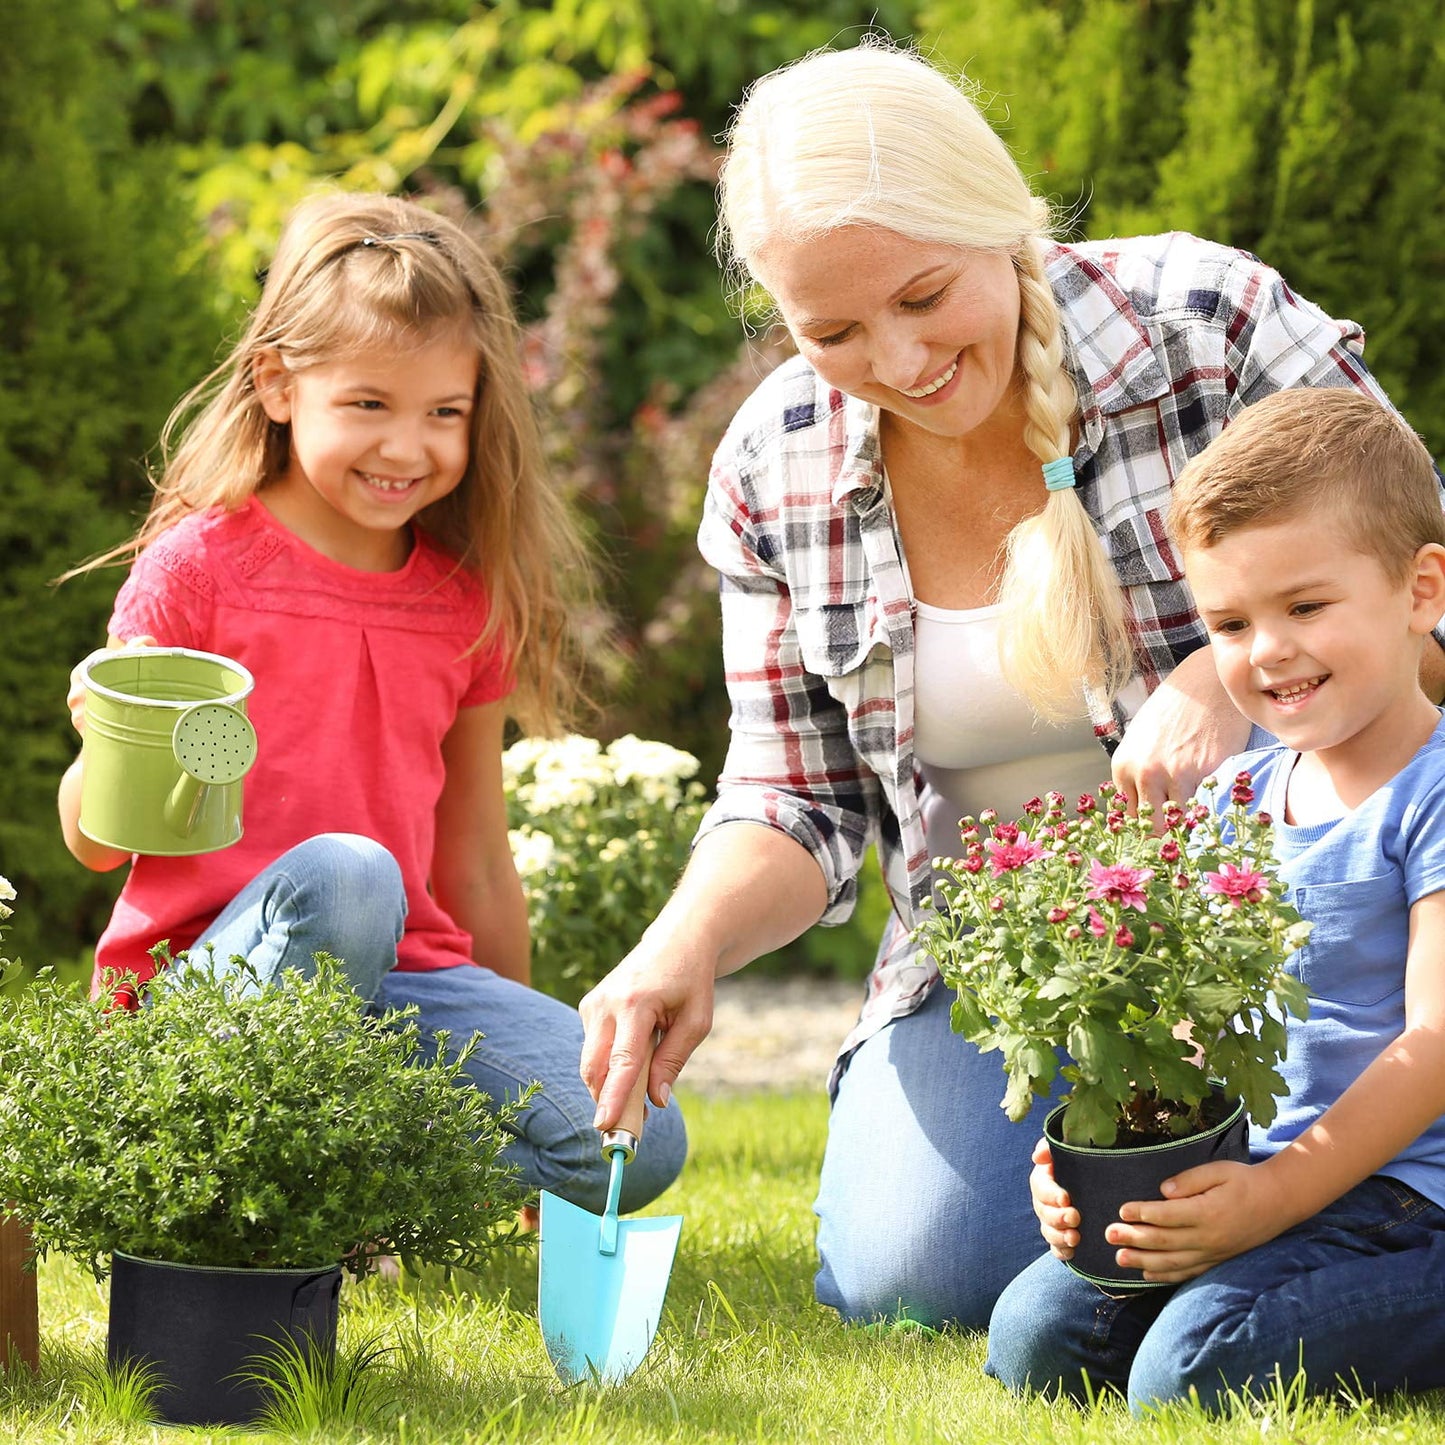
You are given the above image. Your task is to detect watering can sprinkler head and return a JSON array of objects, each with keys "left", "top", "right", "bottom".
[{"left": 164, "top": 702, "right": 259, "bottom": 837}]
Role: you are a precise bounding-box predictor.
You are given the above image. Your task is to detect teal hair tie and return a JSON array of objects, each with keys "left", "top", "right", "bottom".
[{"left": 1042, "top": 458, "right": 1076, "bottom": 492}]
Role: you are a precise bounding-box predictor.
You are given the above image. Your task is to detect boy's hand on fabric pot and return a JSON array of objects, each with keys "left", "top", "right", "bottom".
[
  {"left": 1030, "top": 1137, "right": 1079, "bottom": 1259},
  {"left": 1107, "top": 1159, "right": 1287, "bottom": 1283}
]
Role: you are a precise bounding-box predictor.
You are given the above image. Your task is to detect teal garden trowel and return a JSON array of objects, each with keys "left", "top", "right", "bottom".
[{"left": 538, "top": 1059, "right": 682, "bottom": 1385}]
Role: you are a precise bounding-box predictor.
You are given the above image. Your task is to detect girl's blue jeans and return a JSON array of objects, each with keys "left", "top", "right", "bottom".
[
  {"left": 986, "top": 1174, "right": 1445, "bottom": 1413},
  {"left": 183, "top": 833, "right": 687, "bottom": 1215},
  {"left": 814, "top": 980, "right": 1067, "bottom": 1329}
]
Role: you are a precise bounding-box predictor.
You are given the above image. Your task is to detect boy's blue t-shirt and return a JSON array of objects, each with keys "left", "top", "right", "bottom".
[{"left": 1213, "top": 711, "right": 1445, "bottom": 1208}]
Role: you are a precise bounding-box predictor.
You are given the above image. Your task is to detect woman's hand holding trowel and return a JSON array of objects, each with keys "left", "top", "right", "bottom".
[{"left": 579, "top": 825, "right": 829, "bottom": 1130}]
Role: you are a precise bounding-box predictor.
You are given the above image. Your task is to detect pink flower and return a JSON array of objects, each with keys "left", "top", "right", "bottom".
[
  {"left": 993, "top": 822, "right": 1021, "bottom": 845},
  {"left": 986, "top": 838, "right": 1046, "bottom": 877},
  {"left": 1204, "top": 862, "right": 1269, "bottom": 908},
  {"left": 988, "top": 895, "right": 1006, "bottom": 913},
  {"left": 1113, "top": 924, "right": 1135, "bottom": 948},
  {"left": 1086, "top": 908, "right": 1109, "bottom": 938},
  {"left": 1046, "top": 906, "right": 1071, "bottom": 924},
  {"left": 1159, "top": 839, "right": 1180, "bottom": 863},
  {"left": 1077, "top": 793, "right": 1097, "bottom": 814},
  {"left": 1023, "top": 796, "right": 1044, "bottom": 816},
  {"left": 961, "top": 854, "right": 984, "bottom": 874},
  {"left": 1085, "top": 859, "right": 1156, "bottom": 911},
  {"left": 1064, "top": 850, "right": 1083, "bottom": 867}
]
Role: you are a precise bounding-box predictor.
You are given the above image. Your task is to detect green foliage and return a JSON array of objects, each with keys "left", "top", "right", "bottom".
[
  {"left": 242, "top": 1329, "right": 402, "bottom": 1434},
  {"left": 921, "top": 0, "right": 1445, "bottom": 455},
  {"left": 0, "top": 0, "right": 219, "bottom": 973},
  {"left": 505, "top": 735, "right": 707, "bottom": 1004},
  {"left": 915, "top": 780, "right": 1312, "bottom": 1147},
  {"left": 20, "top": 1091, "right": 1443, "bottom": 1439},
  {"left": 0, "top": 949, "right": 530, "bottom": 1277}
]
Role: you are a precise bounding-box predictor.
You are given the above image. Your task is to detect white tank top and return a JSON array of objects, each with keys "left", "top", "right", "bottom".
[{"left": 912, "top": 599, "right": 1109, "bottom": 859}]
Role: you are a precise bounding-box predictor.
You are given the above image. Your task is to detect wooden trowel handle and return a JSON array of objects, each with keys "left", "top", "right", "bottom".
[{"left": 598, "top": 1040, "right": 652, "bottom": 1163}]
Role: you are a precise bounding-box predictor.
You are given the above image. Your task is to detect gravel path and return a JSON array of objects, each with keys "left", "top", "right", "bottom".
[{"left": 681, "top": 973, "right": 864, "bottom": 1095}]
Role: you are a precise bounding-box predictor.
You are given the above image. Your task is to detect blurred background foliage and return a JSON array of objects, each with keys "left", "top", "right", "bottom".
[{"left": 3, "top": 0, "right": 1441, "bottom": 990}]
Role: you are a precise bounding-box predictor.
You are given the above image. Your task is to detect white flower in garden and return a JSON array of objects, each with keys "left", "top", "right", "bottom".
[
  {"left": 0, "top": 875, "right": 12, "bottom": 922},
  {"left": 606, "top": 735, "right": 700, "bottom": 806},
  {"left": 528, "top": 735, "right": 612, "bottom": 812},
  {"left": 509, "top": 829, "right": 556, "bottom": 879},
  {"left": 505, "top": 832, "right": 554, "bottom": 872},
  {"left": 500, "top": 736, "right": 552, "bottom": 784}
]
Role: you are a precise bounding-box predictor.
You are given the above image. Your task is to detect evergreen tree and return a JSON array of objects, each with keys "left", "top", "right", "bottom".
[
  {"left": 0, "top": 0, "right": 217, "bottom": 971},
  {"left": 922, "top": 0, "right": 1445, "bottom": 452}
]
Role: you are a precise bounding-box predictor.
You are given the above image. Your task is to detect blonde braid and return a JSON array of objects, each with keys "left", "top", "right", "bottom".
[{"left": 998, "top": 238, "right": 1133, "bottom": 718}]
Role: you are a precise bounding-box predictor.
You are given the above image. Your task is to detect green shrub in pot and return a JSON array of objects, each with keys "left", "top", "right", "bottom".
[{"left": 0, "top": 946, "right": 531, "bottom": 1278}]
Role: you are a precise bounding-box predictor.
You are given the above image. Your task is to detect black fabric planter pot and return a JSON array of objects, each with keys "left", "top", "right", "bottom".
[
  {"left": 1045, "top": 1093, "right": 1249, "bottom": 1290},
  {"left": 107, "top": 1251, "right": 341, "bottom": 1427}
]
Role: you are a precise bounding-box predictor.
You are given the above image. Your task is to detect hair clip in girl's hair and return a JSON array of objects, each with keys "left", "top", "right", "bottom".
[
  {"left": 1042, "top": 458, "right": 1076, "bottom": 492},
  {"left": 361, "top": 231, "right": 444, "bottom": 248}
]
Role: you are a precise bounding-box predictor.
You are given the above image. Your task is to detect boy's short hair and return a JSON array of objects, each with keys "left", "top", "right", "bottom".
[{"left": 1170, "top": 388, "right": 1444, "bottom": 580}]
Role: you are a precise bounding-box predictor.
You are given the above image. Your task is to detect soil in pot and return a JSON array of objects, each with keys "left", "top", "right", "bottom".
[
  {"left": 1045, "top": 1090, "right": 1249, "bottom": 1290},
  {"left": 107, "top": 1251, "right": 341, "bottom": 1427}
]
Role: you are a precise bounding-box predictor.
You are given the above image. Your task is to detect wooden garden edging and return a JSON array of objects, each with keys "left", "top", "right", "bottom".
[{"left": 0, "top": 1213, "right": 38, "bottom": 1371}]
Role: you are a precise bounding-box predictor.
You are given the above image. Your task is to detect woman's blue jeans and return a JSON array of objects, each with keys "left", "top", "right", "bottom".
[
  {"left": 814, "top": 980, "right": 1064, "bottom": 1330},
  {"left": 184, "top": 833, "right": 686, "bottom": 1214},
  {"left": 986, "top": 1174, "right": 1445, "bottom": 1413}
]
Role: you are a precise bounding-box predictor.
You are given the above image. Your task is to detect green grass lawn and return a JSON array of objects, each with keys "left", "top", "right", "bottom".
[{"left": 4, "top": 1089, "right": 1443, "bottom": 1442}]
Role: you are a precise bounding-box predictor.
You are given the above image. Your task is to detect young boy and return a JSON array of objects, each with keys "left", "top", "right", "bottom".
[{"left": 986, "top": 387, "right": 1445, "bottom": 1412}]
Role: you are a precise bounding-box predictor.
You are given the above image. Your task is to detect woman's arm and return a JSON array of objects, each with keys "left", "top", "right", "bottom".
[
  {"left": 579, "top": 821, "right": 829, "bottom": 1129},
  {"left": 1110, "top": 645, "right": 1254, "bottom": 814},
  {"left": 432, "top": 699, "right": 531, "bottom": 985}
]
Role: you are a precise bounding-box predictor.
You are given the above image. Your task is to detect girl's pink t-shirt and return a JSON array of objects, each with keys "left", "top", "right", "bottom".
[{"left": 93, "top": 497, "right": 512, "bottom": 989}]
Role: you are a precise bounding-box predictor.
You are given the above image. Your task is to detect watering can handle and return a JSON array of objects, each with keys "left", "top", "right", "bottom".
[{"left": 598, "top": 1040, "right": 653, "bottom": 1163}]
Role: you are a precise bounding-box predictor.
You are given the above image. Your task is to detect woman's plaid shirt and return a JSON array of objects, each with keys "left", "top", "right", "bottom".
[{"left": 694, "top": 231, "right": 1389, "bottom": 1072}]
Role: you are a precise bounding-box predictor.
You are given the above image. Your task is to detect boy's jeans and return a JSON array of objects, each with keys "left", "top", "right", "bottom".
[
  {"left": 185, "top": 833, "right": 687, "bottom": 1215},
  {"left": 986, "top": 1174, "right": 1445, "bottom": 1413}
]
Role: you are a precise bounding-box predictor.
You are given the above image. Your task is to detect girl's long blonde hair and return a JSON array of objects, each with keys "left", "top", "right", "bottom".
[
  {"left": 715, "top": 40, "right": 1133, "bottom": 717},
  {"left": 77, "top": 190, "right": 593, "bottom": 734}
]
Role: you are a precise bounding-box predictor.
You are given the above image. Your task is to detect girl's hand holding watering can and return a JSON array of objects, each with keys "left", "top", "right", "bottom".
[{"left": 67, "top": 636, "right": 156, "bottom": 733}]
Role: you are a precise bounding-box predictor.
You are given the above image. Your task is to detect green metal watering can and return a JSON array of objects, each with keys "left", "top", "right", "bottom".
[{"left": 79, "top": 647, "right": 258, "bottom": 857}]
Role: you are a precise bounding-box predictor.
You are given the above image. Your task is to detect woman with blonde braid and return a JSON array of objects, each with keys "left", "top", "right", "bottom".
[{"left": 579, "top": 39, "right": 1442, "bottom": 1328}]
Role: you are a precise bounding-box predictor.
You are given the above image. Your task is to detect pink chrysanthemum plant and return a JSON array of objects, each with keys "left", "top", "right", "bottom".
[{"left": 914, "top": 774, "right": 1314, "bottom": 1147}]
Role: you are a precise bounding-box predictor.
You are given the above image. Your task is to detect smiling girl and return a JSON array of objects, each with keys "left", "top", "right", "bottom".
[{"left": 58, "top": 191, "right": 686, "bottom": 1217}]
